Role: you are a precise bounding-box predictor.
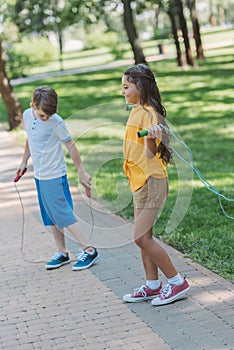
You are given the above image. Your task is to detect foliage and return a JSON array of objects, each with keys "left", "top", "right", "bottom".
[
  {"left": 85, "top": 27, "right": 130, "bottom": 59},
  {"left": 154, "top": 26, "right": 172, "bottom": 40},
  {"left": 6, "top": 36, "right": 56, "bottom": 78},
  {"left": 13, "top": 0, "right": 65, "bottom": 34}
]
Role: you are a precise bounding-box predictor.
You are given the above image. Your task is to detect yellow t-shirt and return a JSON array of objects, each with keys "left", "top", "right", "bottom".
[{"left": 123, "top": 105, "right": 167, "bottom": 192}]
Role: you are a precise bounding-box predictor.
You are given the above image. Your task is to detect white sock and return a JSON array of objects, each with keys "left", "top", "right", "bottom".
[
  {"left": 146, "top": 280, "right": 161, "bottom": 290},
  {"left": 167, "top": 273, "right": 184, "bottom": 286}
]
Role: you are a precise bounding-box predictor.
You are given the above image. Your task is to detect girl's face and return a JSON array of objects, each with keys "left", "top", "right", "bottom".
[{"left": 122, "top": 75, "right": 140, "bottom": 105}]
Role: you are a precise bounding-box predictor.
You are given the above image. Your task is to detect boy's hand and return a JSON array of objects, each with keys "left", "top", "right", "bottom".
[
  {"left": 147, "top": 125, "right": 162, "bottom": 140},
  {"left": 14, "top": 167, "right": 27, "bottom": 182},
  {"left": 78, "top": 168, "right": 92, "bottom": 197}
]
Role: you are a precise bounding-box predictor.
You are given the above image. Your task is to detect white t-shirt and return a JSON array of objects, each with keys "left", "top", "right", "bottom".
[{"left": 23, "top": 108, "right": 72, "bottom": 180}]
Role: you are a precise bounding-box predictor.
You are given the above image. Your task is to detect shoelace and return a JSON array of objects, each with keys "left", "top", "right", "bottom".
[
  {"left": 160, "top": 284, "right": 172, "bottom": 298},
  {"left": 134, "top": 285, "right": 147, "bottom": 297},
  {"left": 75, "top": 249, "right": 89, "bottom": 262},
  {"left": 52, "top": 252, "right": 65, "bottom": 260},
  {"left": 75, "top": 248, "right": 84, "bottom": 260}
]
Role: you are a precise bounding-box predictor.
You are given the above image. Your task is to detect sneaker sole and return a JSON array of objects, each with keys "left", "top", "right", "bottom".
[
  {"left": 45, "top": 260, "right": 70, "bottom": 270},
  {"left": 123, "top": 295, "right": 158, "bottom": 303},
  {"left": 72, "top": 254, "right": 99, "bottom": 271},
  {"left": 151, "top": 286, "right": 190, "bottom": 306}
]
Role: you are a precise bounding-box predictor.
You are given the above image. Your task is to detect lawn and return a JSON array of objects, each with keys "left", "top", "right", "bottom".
[{"left": 1, "top": 36, "right": 233, "bottom": 282}]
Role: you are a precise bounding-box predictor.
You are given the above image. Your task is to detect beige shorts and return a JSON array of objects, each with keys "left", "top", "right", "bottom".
[{"left": 133, "top": 176, "right": 168, "bottom": 209}]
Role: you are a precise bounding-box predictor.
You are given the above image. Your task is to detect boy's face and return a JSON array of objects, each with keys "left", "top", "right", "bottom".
[
  {"left": 122, "top": 75, "right": 140, "bottom": 105},
  {"left": 30, "top": 103, "right": 50, "bottom": 121}
]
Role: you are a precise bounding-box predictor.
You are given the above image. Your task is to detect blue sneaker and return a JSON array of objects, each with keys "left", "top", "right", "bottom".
[
  {"left": 72, "top": 248, "right": 99, "bottom": 270},
  {"left": 45, "top": 252, "right": 70, "bottom": 270}
]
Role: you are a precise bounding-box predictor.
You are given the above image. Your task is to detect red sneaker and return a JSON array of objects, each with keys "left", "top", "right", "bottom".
[
  {"left": 151, "top": 279, "right": 190, "bottom": 306},
  {"left": 123, "top": 284, "right": 162, "bottom": 303}
]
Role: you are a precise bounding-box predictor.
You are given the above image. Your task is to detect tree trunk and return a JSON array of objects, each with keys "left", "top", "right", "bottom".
[
  {"left": 176, "top": 0, "right": 195, "bottom": 67},
  {"left": 122, "top": 0, "right": 147, "bottom": 64},
  {"left": 209, "top": 0, "right": 216, "bottom": 26},
  {"left": 168, "top": 8, "right": 184, "bottom": 67},
  {"left": 218, "top": 6, "right": 225, "bottom": 26},
  {"left": 186, "top": 0, "right": 205, "bottom": 60},
  {"left": 56, "top": 21, "right": 64, "bottom": 71},
  {"left": 0, "top": 37, "right": 22, "bottom": 130}
]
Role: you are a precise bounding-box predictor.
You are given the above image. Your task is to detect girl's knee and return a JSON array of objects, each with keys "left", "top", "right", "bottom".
[{"left": 135, "top": 235, "right": 149, "bottom": 249}]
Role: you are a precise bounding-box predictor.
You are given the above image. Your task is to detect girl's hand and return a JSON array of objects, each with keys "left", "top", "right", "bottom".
[{"left": 147, "top": 125, "right": 162, "bottom": 140}]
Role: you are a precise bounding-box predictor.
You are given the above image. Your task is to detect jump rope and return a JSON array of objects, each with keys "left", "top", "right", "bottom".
[
  {"left": 14, "top": 108, "right": 233, "bottom": 262},
  {"left": 137, "top": 125, "right": 234, "bottom": 220},
  {"left": 14, "top": 168, "right": 94, "bottom": 264},
  {"left": 127, "top": 103, "right": 234, "bottom": 220}
]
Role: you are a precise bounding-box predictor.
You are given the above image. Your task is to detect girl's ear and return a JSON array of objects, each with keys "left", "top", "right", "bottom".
[{"left": 30, "top": 102, "right": 34, "bottom": 109}]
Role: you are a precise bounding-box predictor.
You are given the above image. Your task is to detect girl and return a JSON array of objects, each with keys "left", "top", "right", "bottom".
[{"left": 122, "top": 64, "right": 190, "bottom": 306}]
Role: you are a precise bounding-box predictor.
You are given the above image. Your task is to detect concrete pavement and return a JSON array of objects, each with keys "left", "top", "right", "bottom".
[{"left": 0, "top": 124, "right": 233, "bottom": 350}]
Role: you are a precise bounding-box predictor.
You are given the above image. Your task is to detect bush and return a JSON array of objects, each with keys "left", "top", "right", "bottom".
[
  {"left": 86, "top": 30, "right": 130, "bottom": 60},
  {"left": 154, "top": 26, "right": 172, "bottom": 40},
  {"left": 6, "top": 36, "right": 56, "bottom": 79}
]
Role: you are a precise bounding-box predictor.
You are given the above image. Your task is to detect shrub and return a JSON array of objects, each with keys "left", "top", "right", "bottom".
[{"left": 6, "top": 36, "right": 56, "bottom": 78}]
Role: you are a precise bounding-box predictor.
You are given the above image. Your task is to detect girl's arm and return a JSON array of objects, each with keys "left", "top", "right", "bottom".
[
  {"left": 144, "top": 125, "right": 162, "bottom": 159},
  {"left": 64, "top": 139, "right": 91, "bottom": 189},
  {"left": 18, "top": 139, "right": 31, "bottom": 173}
]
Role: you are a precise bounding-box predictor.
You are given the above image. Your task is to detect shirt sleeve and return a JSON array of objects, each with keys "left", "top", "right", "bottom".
[
  {"left": 141, "top": 109, "right": 158, "bottom": 130},
  {"left": 55, "top": 121, "right": 72, "bottom": 142},
  {"left": 22, "top": 108, "right": 31, "bottom": 132}
]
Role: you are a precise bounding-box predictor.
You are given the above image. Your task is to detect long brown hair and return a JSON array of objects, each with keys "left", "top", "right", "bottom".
[{"left": 123, "top": 64, "right": 173, "bottom": 164}]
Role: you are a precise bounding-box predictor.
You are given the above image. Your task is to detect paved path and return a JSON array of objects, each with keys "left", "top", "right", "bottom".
[
  {"left": 10, "top": 39, "right": 234, "bottom": 87},
  {"left": 0, "top": 124, "right": 233, "bottom": 350}
]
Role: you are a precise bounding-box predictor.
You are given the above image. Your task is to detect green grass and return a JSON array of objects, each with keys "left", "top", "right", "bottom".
[
  {"left": 2, "top": 38, "right": 234, "bottom": 282},
  {"left": 8, "top": 27, "right": 234, "bottom": 78}
]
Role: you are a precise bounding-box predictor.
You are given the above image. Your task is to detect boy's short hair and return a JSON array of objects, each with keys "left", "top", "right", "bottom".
[{"left": 32, "top": 87, "right": 58, "bottom": 116}]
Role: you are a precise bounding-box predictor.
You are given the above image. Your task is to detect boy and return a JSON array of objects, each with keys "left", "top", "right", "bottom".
[{"left": 17, "top": 86, "right": 99, "bottom": 270}]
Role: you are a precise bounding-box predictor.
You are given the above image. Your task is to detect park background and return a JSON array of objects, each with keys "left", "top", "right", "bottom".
[{"left": 0, "top": 0, "right": 233, "bottom": 282}]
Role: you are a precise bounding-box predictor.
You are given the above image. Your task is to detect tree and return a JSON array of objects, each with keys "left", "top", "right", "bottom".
[
  {"left": 159, "top": 0, "right": 195, "bottom": 67},
  {"left": 122, "top": 0, "right": 147, "bottom": 64},
  {"left": 14, "top": 0, "right": 66, "bottom": 69},
  {"left": 0, "top": 2, "right": 22, "bottom": 130},
  {"left": 0, "top": 36, "right": 22, "bottom": 130},
  {"left": 138, "top": 0, "right": 195, "bottom": 67},
  {"left": 175, "top": 0, "right": 195, "bottom": 66},
  {"left": 186, "top": 0, "right": 205, "bottom": 60},
  {"left": 167, "top": 5, "right": 184, "bottom": 66}
]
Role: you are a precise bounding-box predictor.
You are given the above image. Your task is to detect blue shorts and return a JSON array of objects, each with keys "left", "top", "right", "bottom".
[{"left": 35, "top": 175, "right": 78, "bottom": 229}]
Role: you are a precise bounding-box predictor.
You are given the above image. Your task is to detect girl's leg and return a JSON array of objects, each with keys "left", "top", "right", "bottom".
[
  {"left": 141, "top": 248, "right": 159, "bottom": 280},
  {"left": 135, "top": 206, "right": 160, "bottom": 280},
  {"left": 51, "top": 225, "right": 66, "bottom": 255},
  {"left": 134, "top": 207, "right": 178, "bottom": 279}
]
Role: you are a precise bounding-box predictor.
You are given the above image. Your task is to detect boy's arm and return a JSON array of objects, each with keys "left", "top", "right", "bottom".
[
  {"left": 64, "top": 139, "right": 91, "bottom": 190},
  {"left": 18, "top": 139, "right": 31, "bottom": 174}
]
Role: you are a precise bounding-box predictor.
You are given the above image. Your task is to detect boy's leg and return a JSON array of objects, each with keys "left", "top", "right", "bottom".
[
  {"left": 51, "top": 225, "right": 66, "bottom": 255},
  {"left": 66, "top": 221, "right": 94, "bottom": 253},
  {"left": 45, "top": 226, "right": 70, "bottom": 270},
  {"left": 66, "top": 221, "right": 99, "bottom": 270}
]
